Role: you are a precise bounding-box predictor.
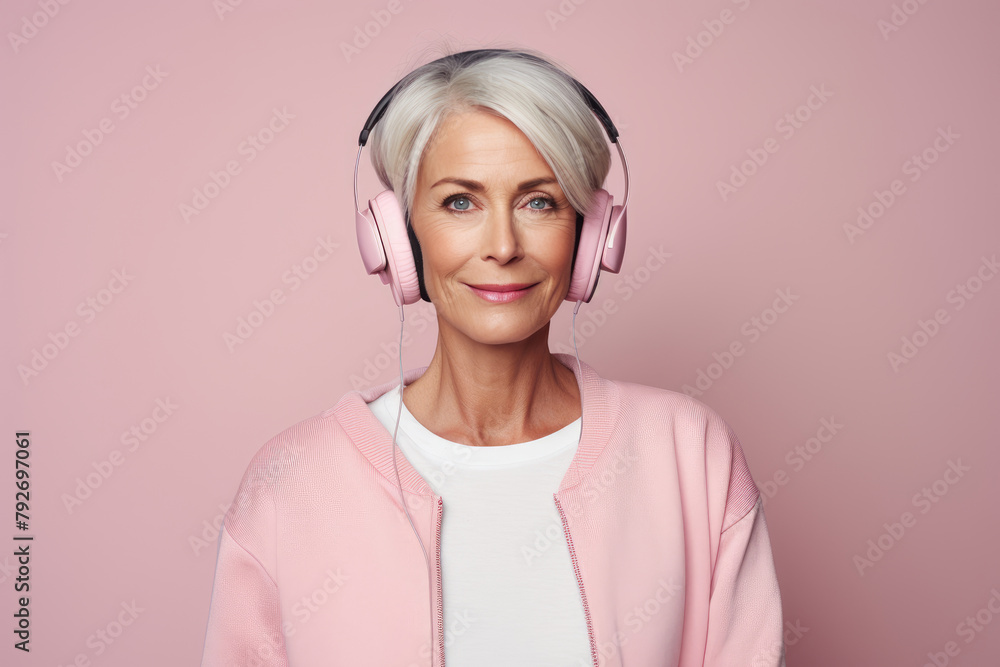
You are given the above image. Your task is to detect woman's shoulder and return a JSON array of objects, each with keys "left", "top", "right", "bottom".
[
  {"left": 235, "top": 395, "right": 365, "bottom": 490},
  {"left": 624, "top": 378, "right": 760, "bottom": 525},
  {"left": 608, "top": 376, "right": 734, "bottom": 429},
  {"left": 222, "top": 396, "right": 376, "bottom": 540},
  {"left": 608, "top": 377, "right": 755, "bottom": 507}
]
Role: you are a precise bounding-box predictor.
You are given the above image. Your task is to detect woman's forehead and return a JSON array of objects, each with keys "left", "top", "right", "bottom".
[{"left": 419, "top": 111, "right": 553, "bottom": 184}]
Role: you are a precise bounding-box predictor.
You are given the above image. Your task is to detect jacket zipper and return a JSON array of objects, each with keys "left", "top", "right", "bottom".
[
  {"left": 554, "top": 494, "right": 598, "bottom": 667},
  {"left": 435, "top": 496, "right": 445, "bottom": 667}
]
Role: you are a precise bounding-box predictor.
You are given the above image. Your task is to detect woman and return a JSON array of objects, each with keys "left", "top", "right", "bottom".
[{"left": 200, "top": 47, "right": 785, "bottom": 666}]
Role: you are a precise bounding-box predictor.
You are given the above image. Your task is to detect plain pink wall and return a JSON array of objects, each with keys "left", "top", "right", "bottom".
[{"left": 3, "top": 0, "right": 999, "bottom": 664}]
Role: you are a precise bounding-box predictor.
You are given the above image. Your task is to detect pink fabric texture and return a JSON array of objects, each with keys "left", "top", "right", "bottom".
[{"left": 200, "top": 352, "right": 785, "bottom": 666}]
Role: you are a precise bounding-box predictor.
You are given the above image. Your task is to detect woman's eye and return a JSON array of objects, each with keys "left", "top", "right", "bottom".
[{"left": 444, "top": 195, "right": 553, "bottom": 213}]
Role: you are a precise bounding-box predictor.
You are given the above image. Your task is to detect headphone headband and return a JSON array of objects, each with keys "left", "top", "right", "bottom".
[{"left": 357, "top": 49, "right": 620, "bottom": 147}]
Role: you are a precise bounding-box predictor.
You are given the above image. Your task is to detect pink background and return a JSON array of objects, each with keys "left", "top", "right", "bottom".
[{"left": 3, "top": 0, "right": 999, "bottom": 664}]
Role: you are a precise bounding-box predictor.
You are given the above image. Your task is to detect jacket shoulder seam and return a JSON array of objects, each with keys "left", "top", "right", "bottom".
[
  {"left": 721, "top": 493, "right": 762, "bottom": 535},
  {"left": 222, "top": 519, "right": 280, "bottom": 590}
]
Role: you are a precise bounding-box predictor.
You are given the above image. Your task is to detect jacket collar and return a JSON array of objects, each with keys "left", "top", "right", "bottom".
[{"left": 330, "top": 352, "right": 619, "bottom": 496}]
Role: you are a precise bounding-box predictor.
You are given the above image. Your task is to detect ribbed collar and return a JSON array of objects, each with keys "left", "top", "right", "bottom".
[{"left": 328, "top": 352, "right": 619, "bottom": 496}]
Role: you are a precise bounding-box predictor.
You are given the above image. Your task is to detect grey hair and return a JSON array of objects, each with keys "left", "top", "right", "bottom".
[{"left": 367, "top": 48, "right": 612, "bottom": 223}]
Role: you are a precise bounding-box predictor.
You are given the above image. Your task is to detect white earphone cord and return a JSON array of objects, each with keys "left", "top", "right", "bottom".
[{"left": 390, "top": 302, "right": 585, "bottom": 664}]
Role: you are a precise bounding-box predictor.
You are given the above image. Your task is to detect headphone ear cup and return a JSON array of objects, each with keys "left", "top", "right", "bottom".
[
  {"left": 368, "top": 190, "right": 422, "bottom": 306},
  {"left": 566, "top": 189, "right": 614, "bottom": 303}
]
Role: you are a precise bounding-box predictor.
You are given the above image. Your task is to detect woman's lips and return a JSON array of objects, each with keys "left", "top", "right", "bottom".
[{"left": 466, "top": 283, "right": 537, "bottom": 303}]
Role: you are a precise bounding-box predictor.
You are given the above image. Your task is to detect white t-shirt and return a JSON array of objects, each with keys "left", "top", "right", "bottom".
[{"left": 367, "top": 382, "right": 594, "bottom": 666}]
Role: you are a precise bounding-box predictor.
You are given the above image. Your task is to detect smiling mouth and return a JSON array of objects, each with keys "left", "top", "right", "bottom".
[
  {"left": 465, "top": 283, "right": 538, "bottom": 303},
  {"left": 466, "top": 283, "right": 537, "bottom": 292}
]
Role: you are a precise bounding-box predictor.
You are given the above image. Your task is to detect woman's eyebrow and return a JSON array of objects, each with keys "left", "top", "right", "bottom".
[{"left": 430, "top": 177, "right": 558, "bottom": 192}]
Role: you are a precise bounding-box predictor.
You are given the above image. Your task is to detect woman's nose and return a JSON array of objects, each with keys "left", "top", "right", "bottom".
[{"left": 480, "top": 207, "right": 521, "bottom": 264}]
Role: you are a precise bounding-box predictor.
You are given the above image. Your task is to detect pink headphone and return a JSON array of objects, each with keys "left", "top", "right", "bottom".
[{"left": 353, "top": 49, "right": 630, "bottom": 307}]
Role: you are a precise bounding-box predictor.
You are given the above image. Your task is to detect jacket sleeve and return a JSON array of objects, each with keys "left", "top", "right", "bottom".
[
  {"left": 704, "top": 497, "right": 785, "bottom": 666},
  {"left": 702, "top": 409, "right": 785, "bottom": 666},
  {"left": 201, "top": 461, "right": 290, "bottom": 667}
]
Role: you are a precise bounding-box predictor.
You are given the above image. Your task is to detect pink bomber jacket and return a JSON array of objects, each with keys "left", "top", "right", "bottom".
[{"left": 200, "top": 352, "right": 785, "bottom": 666}]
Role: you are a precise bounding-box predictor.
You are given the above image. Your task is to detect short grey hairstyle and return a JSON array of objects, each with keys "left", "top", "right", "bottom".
[{"left": 367, "top": 48, "right": 612, "bottom": 224}]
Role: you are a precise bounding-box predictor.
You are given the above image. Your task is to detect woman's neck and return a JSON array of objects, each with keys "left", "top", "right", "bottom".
[{"left": 401, "top": 332, "right": 581, "bottom": 447}]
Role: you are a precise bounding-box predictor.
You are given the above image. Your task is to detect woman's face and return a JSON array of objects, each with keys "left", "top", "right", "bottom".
[{"left": 410, "top": 107, "right": 578, "bottom": 346}]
